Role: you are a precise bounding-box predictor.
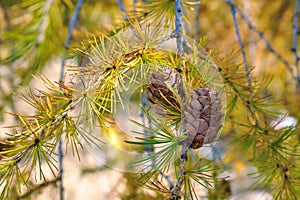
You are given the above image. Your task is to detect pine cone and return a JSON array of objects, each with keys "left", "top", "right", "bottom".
[
  {"left": 184, "top": 87, "right": 223, "bottom": 149},
  {"left": 148, "top": 67, "right": 184, "bottom": 110},
  {"left": 148, "top": 68, "right": 223, "bottom": 149}
]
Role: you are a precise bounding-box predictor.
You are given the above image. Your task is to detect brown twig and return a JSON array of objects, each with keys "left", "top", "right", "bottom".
[{"left": 17, "top": 178, "right": 59, "bottom": 200}]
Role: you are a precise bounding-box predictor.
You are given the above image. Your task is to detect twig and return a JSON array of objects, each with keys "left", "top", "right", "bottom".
[
  {"left": 133, "top": 0, "right": 137, "bottom": 13},
  {"left": 140, "top": 90, "right": 155, "bottom": 167},
  {"left": 232, "top": 2, "right": 296, "bottom": 80},
  {"left": 116, "top": 0, "right": 127, "bottom": 20},
  {"left": 171, "top": 2, "right": 187, "bottom": 199},
  {"left": 226, "top": 0, "right": 263, "bottom": 130},
  {"left": 141, "top": 89, "right": 174, "bottom": 189},
  {"left": 58, "top": 0, "right": 84, "bottom": 199},
  {"left": 293, "top": 0, "right": 300, "bottom": 86},
  {"left": 160, "top": 172, "right": 175, "bottom": 190},
  {"left": 174, "top": 0, "right": 183, "bottom": 54},
  {"left": 17, "top": 178, "right": 59, "bottom": 200},
  {"left": 227, "top": 0, "right": 252, "bottom": 91},
  {"left": 58, "top": 139, "right": 64, "bottom": 200},
  {"left": 60, "top": 0, "right": 84, "bottom": 81},
  {"left": 172, "top": 145, "right": 188, "bottom": 199},
  {"left": 189, "top": 148, "right": 198, "bottom": 168}
]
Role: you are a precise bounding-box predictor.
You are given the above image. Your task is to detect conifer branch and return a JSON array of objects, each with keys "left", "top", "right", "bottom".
[
  {"left": 188, "top": 148, "right": 197, "bottom": 167},
  {"left": 17, "top": 178, "right": 59, "bottom": 200},
  {"left": 133, "top": 0, "right": 137, "bottom": 13},
  {"left": 116, "top": 0, "right": 127, "bottom": 19},
  {"left": 172, "top": 2, "right": 189, "bottom": 198},
  {"left": 60, "top": 0, "right": 84, "bottom": 80},
  {"left": 58, "top": 0, "right": 84, "bottom": 199},
  {"left": 140, "top": 90, "right": 155, "bottom": 167},
  {"left": 161, "top": 172, "right": 174, "bottom": 190},
  {"left": 174, "top": 0, "right": 183, "bottom": 54},
  {"left": 171, "top": 145, "right": 188, "bottom": 199},
  {"left": 227, "top": 0, "right": 252, "bottom": 91},
  {"left": 141, "top": 90, "right": 182, "bottom": 193},
  {"left": 57, "top": 139, "right": 64, "bottom": 200},
  {"left": 140, "top": 90, "right": 176, "bottom": 188},
  {"left": 1, "top": 1, "right": 299, "bottom": 199},
  {"left": 293, "top": 0, "right": 300, "bottom": 86},
  {"left": 230, "top": 1, "right": 296, "bottom": 80}
]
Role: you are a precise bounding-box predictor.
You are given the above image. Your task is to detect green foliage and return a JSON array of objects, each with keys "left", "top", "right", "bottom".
[
  {"left": 0, "top": 0, "right": 299, "bottom": 199},
  {"left": 2, "top": 0, "right": 73, "bottom": 84}
]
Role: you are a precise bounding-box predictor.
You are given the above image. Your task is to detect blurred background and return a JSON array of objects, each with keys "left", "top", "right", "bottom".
[{"left": 0, "top": 0, "right": 299, "bottom": 199}]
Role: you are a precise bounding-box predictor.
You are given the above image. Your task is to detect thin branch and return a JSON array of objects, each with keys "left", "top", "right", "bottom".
[
  {"left": 17, "top": 178, "right": 59, "bottom": 200},
  {"left": 226, "top": 0, "right": 252, "bottom": 91},
  {"left": 171, "top": 2, "right": 187, "bottom": 199},
  {"left": 58, "top": 139, "right": 64, "bottom": 200},
  {"left": 232, "top": 2, "right": 296, "bottom": 80},
  {"left": 141, "top": 83, "right": 176, "bottom": 191},
  {"left": 58, "top": 0, "right": 84, "bottom": 199},
  {"left": 172, "top": 145, "right": 188, "bottom": 199},
  {"left": 133, "top": 0, "right": 137, "bottom": 13},
  {"left": 226, "top": 0, "right": 262, "bottom": 126},
  {"left": 160, "top": 172, "right": 175, "bottom": 190},
  {"left": 293, "top": 0, "right": 300, "bottom": 86},
  {"left": 174, "top": 0, "right": 183, "bottom": 54},
  {"left": 189, "top": 148, "right": 198, "bottom": 168},
  {"left": 116, "top": 0, "right": 127, "bottom": 19},
  {"left": 141, "top": 89, "right": 175, "bottom": 190},
  {"left": 140, "top": 90, "right": 155, "bottom": 167},
  {"left": 60, "top": 0, "right": 84, "bottom": 81}
]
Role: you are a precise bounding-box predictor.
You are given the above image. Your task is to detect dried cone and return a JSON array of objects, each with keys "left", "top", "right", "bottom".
[{"left": 148, "top": 68, "right": 223, "bottom": 149}]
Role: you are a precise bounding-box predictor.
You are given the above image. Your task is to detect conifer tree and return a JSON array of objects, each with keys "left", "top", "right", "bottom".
[{"left": 0, "top": 0, "right": 299, "bottom": 199}]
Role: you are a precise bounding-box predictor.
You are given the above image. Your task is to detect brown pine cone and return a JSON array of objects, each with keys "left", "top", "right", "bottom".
[
  {"left": 184, "top": 87, "right": 223, "bottom": 149},
  {"left": 148, "top": 68, "right": 223, "bottom": 149},
  {"left": 148, "top": 67, "right": 184, "bottom": 110}
]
